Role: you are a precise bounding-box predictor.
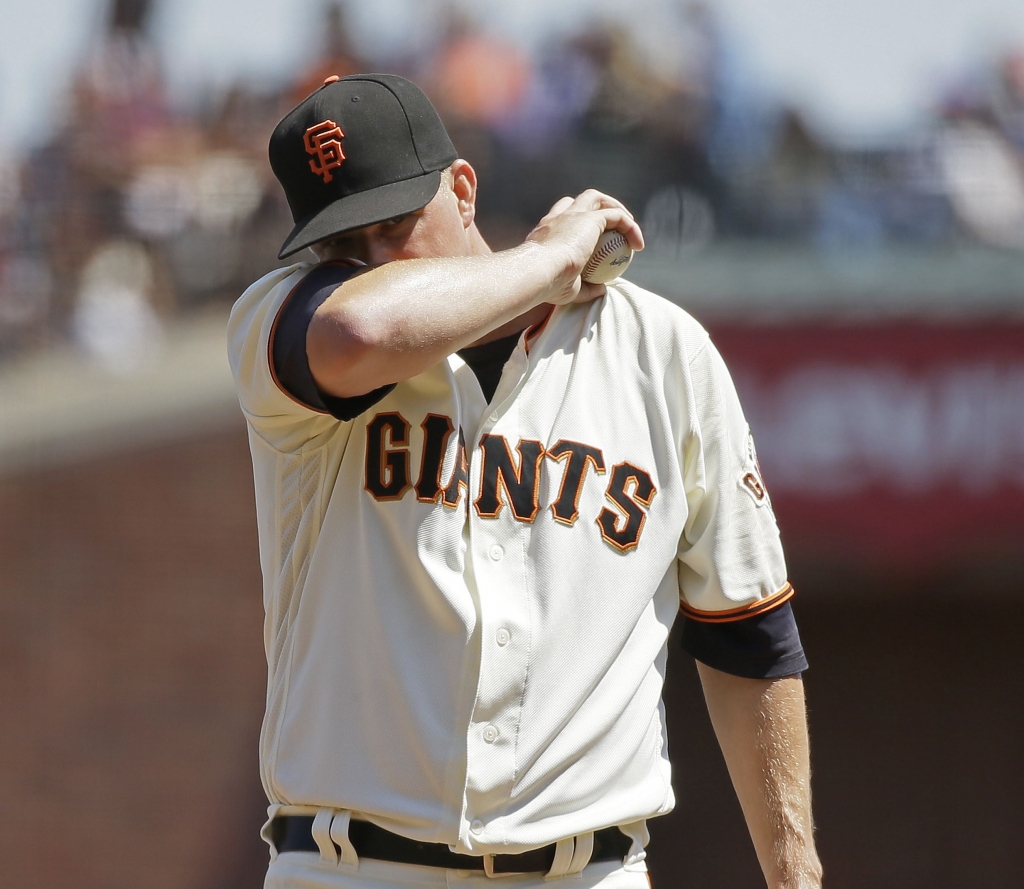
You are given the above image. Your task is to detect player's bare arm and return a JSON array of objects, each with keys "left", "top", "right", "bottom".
[
  {"left": 696, "top": 664, "right": 823, "bottom": 889},
  {"left": 306, "top": 169, "right": 643, "bottom": 399}
]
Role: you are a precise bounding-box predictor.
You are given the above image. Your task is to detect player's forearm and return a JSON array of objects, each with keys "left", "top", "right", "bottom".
[
  {"left": 307, "top": 242, "right": 561, "bottom": 398},
  {"left": 696, "top": 664, "right": 823, "bottom": 889}
]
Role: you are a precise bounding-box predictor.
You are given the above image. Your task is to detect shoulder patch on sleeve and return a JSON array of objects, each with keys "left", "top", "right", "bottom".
[{"left": 738, "top": 428, "right": 774, "bottom": 511}]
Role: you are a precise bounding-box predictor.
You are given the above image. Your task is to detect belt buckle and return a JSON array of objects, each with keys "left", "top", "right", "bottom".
[{"left": 482, "top": 854, "right": 525, "bottom": 879}]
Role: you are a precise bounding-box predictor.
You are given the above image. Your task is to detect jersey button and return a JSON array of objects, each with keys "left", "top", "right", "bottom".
[
  {"left": 482, "top": 724, "right": 499, "bottom": 743},
  {"left": 470, "top": 819, "right": 484, "bottom": 833},
  {"left": 488, "top": 544, "right": 504, "bottom": 561},
  {"left": 496, "top": 628, "right": 511, "bottom": 646}
]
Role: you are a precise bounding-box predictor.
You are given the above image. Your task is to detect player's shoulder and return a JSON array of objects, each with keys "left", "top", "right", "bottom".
[
  {"left": 603, "top": 277, "right": 712, "bottom": 361},
  {"left": 228, "top": 260, "right": 366, "bottom": 340},
  {"left": 227, "top": 263, "right": 312, "bottom": 361},
  {"left": 227, "top": 259, "right": 363, "bottom": 371},
  {"left": 227, "top": 258, "right": 370, "bottom": 404}
]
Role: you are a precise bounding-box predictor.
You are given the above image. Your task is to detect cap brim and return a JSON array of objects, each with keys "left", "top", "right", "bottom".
[{"left": 278, "top": 170, "right": 443, "bottom": 259}]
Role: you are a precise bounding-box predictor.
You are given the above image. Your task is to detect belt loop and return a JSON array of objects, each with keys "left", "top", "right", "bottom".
[
  {"left": 312, "top": 808, "right": 338, "bottom": 865},
  {"left": 544, "top": 837, "right": 575, "bottom": 880},
  {"left": 329, "top": 811, "right": 360, "bottom": 869},
  {"left": 260, "top": 804, "right": 285, "bottom": 862},
  {"left": 619, "top": 820, "right": 650, "bottom": 870},
  {"left": 567, "top": 832, "right": 594, "bottom": 875}
]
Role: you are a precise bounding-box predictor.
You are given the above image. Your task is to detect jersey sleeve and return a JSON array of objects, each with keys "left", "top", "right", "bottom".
[
  {"left": 676, "top": 334, "right": 794, "bottom": 624},
  {"left": 227, "top": 262, "right": 359, "bottom": 453}
]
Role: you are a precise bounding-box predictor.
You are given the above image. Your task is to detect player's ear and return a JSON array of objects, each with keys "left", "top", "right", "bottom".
[{"left": 450, "top": 159, "right": 477, "bottom": 228}]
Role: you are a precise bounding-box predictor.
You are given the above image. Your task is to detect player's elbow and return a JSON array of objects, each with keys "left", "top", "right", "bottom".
[{"left": 306, "top": 304, "right": 393, "bottom": 398}]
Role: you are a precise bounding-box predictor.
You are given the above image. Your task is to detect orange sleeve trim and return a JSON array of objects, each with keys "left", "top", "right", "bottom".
[
  {"left": 679, "top": 582, "right": 795, "bottom": 624},
  {"left": 267, "top": 260, "right": 361, "bottom": 414}
]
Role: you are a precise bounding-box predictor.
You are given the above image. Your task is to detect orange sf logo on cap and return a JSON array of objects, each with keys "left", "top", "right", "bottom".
[{"left": 304, "top": 120, "right": 346, "bottom": 183}]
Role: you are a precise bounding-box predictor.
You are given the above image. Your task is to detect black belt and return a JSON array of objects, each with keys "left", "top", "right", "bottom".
[{"left": 272, "top": 816, "right": 633, "bottom": 875}]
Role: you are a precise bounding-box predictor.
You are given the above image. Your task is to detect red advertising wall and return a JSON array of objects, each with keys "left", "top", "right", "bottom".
[{"left": 710, "top": 321, "right": 1024, "bottom": 571}]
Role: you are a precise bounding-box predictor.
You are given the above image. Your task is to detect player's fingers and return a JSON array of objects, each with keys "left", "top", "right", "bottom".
[
  {"left": 571, "top": 189, "right": 634, "bottom": 218},
  {"left": 541, "top": 196, "right": 576, "bottom": 221},
  {"left": 596, "top": 208, "right": 645, "bottom": 251},
  {"left": 574, "top": 280, "right": 607, "bottom": 304}
]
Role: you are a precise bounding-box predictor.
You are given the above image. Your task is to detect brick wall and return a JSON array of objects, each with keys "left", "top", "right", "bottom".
[
  {"left": 3, "top": 423, "right": 1021, "bottom": 888},
  {"left": 0, "top": 423, "right": 268, "bottom": 889}
]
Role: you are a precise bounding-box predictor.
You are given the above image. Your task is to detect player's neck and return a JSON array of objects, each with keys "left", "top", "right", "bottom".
[{"left": 467, "top": 224, "right": 492, "bottom": 256}]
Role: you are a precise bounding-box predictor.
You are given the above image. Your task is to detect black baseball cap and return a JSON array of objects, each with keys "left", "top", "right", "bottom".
[{"left": 270, "top": 74, "right": 458, "bottom": 259}]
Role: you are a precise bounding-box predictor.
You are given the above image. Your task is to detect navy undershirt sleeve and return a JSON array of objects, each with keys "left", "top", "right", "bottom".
[
  {"left": 271, "top": 261, "right": 396, "bottom": 421},
  {"left": 681, "top": 601, "right": 808, "bottom": 679}
]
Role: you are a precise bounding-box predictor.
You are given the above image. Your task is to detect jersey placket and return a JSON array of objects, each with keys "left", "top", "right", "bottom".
[{"left": 458, "top": 344, "right": 535, "bottom": 850}]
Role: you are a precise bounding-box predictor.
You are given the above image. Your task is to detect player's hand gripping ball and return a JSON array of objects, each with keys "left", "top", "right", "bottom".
[{"left": 582, "top": 230, "right": 634, "bottom": 284}]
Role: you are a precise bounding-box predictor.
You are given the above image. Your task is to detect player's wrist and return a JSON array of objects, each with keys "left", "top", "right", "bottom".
[{"left": 508, "top": 240, "right": 581, "bottom": 306}]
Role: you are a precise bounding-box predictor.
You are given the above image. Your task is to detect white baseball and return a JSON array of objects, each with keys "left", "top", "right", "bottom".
[{"left": 581, "top": 230, "right": 634, "bottom": 284}]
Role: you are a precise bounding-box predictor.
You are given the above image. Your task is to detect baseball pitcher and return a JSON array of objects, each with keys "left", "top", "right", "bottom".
[{"left": 228, "top": 74, "right": 822, "bottom": 889}]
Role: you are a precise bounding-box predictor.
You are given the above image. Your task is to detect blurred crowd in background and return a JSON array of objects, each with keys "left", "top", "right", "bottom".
[{"left": 0, "top": 0, "right": 1023, "bottom": 365}]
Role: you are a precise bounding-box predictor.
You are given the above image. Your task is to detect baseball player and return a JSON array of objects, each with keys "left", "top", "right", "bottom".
[{"left": 228, "top": 74, "right": 821, "bottom": 889}]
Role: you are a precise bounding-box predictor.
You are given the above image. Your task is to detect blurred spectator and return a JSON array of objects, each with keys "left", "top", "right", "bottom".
[
  {"left": 0, "top": 0, "right": 302, "bottom": 363},
  {"left": 420, "top": 11, "right": 535, "bottom": 245},
  {"left": 1, "top": 2, "right": 1022, "bottom": 366},
  {"left": 937, "top": 118, "right": 1024, "bottom": 250},
  {"left": 0, "top": 253, "right": 53, "bottom": 354},
  {"left": 991, "top": 51, "right": 1024, "bottom": 152},
  {"left": 932, "top": 48, "right": 1024, "bottom": 250},
  {"left": 72, "top": 239, "right": 163, "bottom": 372},
  {"left": 0, "top": 150, "right": 19, "bottom": 224},
  {"left": 427, "top": 13, "right": 532, "bottom": 131},
  {"left": 572, "top": 26, "right": 670, "bottom": 135},
  {"left": 510, "top": 41, "right": 599, "bottom": 156},
  {"left": 642, "top": 2, "right": 722, "bottom": 143},
  {"left": 72, "top": 0, "right": 170, "bottom": 185},
  {"left": 291, "top": 3, "right": 369, "bottom": 103},
  {"left": 740, "top": 109, "right": 835, "bottom": 239}
]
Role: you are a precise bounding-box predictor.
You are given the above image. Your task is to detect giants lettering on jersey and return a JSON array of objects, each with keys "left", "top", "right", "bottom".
[{"left": 365, "top": 412, "right": 657, "bottom": 552}]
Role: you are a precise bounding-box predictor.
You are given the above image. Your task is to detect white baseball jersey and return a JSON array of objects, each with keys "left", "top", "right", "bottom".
[{"left": 227, "top": 264, "right": 792, "bottom": 857}]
